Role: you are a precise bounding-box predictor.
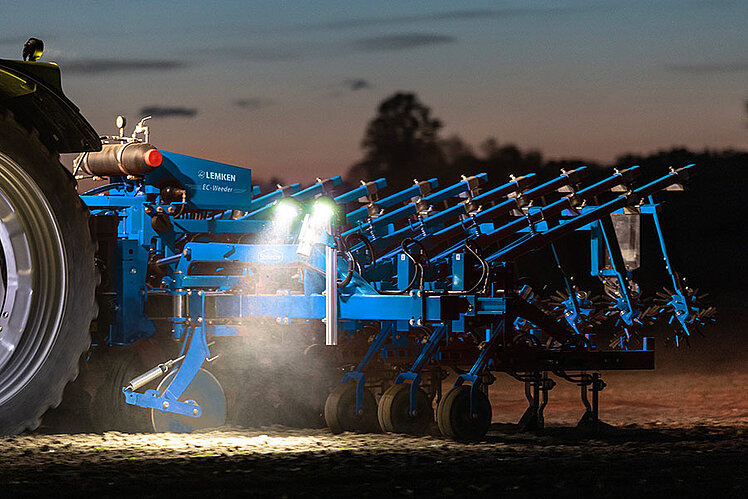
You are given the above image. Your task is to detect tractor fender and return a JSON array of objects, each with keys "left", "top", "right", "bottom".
[{"left": 0, "top": 59, "right": 101, "bottom": 153}]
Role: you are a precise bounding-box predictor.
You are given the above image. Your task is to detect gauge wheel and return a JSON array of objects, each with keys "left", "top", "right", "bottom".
[
  {"left": 436, "top": 385, "right": 492, "bottom": 442},
  {"left": 377, "top": 383, "right": 433, "bottom": 435},
  {"left": 324, "top": 380, "right": 379, "bottom": 434}
]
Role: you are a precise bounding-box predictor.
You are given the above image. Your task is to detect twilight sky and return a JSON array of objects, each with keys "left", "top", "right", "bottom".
[{"left": 2, "top": 0, "right": 746, "bottom": 183}]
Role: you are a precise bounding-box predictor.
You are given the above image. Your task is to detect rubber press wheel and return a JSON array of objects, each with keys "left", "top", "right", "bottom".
[
  {"left": 377, "top": 383, "right": 433, "bottom": 435},
  {"left": 0, "top": 110, "right": 97, "bottom": 436},
  {"left": 437, "top": 385, "right": 492, "bottom": 442},
  {"left": 324, "top": 381, "right": 379, "bottom": 434},
  {"left": 151, "top": 368, "right": 227, "bottom": 433}
]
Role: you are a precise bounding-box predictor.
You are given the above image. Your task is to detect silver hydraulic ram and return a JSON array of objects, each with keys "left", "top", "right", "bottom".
[{"left": 125, "top": 354, "right": 185, "bottom": 392}]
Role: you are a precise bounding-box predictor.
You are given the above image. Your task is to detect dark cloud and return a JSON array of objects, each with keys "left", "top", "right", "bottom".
[
  {"left": 139, "top": 106, "right": 197, "bottom": 118},
  {"left": 327, "top": 78, "right": 373, "bottom": 98},
  {"left": 351, "top": 33, "right": 455, "bottom": 52},
  {"left": 233, "top": 47, "right": 298, "bottom": 62},
  {"left": 197, "top": 46, "right": 298, "bottom": 62},
  {"left": 343, "top": 78, "right": 372, "bottom": 91},
  {"left": 60, "top": 59, "right": 187, "bottom": 74},
  {"left": 233, "top": 98, "right": 275, "bottom": 110},
  {"left": 665, "top": 62, "right": 748, "bottom": 74},
  {"left": 295, "top": 8, "right": 581, "bottom": 31}
]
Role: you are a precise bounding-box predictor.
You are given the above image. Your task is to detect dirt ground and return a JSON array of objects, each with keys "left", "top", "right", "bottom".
[{"left": 1, "top": 369, "right": 746, "bottom": 498}]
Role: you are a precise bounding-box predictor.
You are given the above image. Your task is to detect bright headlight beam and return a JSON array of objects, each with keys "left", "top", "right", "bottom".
[
  {"left": 274, "top": 199, "right": 300, "bottom": 224},
  {"left": 311, "top": 199, "right": 335, "bottom": 224},
  {"left": 296, "top": 199, "right": 336, "bottom": 257}
]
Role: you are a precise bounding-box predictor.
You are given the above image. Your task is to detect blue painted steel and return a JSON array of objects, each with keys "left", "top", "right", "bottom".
[
  {"left": 358, "top": 175, "right": 533, "bottom": 260},
  {"left": 335, "top": 178, "right": 387, "bottom": 206},
  {"left": 345, "top": 179, "right": 433, "bottom": 224},
  {"left": 343, "top": 174, "right": 487, "bottom": 241},
  {"left": 105, "top": 237, "right": 155, "bottom": 345},
  {"left": 123, "top": 324, "right": 210, "bottom": 416},
  {"left": 456, "top": 321, "right": 506, "bottom": 416},
  {"left": 394, "top": 325, "right": 447, "bottom": 415},
  {"left": 147, "top": 150, "right": 254, "bottom": 211},
  {"left": 648, "top": 194, "right": 694, "bottom": 337},
  {"left": 341, "top": 322, "right": 395, "bottom": 414},
  {"left": 240, "top": 177, "right": 343, "bottom": 220},
  {"left": 123, "top": 387, "right": 201, "bottom": 417}
]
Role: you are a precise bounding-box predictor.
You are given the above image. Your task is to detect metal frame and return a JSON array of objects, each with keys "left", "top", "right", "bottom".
[{"left": 77, "top": 139, "right": 707, "bottom": 430}]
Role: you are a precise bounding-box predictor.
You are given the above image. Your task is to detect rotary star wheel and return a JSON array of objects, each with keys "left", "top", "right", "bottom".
[{"left": 653, "top": 285, "right": 716, "bottom": 347}]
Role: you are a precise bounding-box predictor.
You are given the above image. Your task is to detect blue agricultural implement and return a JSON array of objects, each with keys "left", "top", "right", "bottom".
[{"left": 0, "top": 46, "right": 714, "bottom": 439}]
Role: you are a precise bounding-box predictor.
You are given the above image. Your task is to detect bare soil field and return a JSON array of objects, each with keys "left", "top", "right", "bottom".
[{"left": 1, "top": 370, "right": 746, "bottom": 498}]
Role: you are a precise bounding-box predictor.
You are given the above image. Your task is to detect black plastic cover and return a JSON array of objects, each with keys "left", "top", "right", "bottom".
[{"left": 0, "top": 59, "right": 101, "bottom": 153}]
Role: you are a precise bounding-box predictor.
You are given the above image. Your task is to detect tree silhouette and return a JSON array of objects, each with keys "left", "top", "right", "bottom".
[
  {"left": 348, "top": 92, "right": 553, "bottom": 189},
  {"left": 348, "top": 92, "right": 446, "bottom": 190}
]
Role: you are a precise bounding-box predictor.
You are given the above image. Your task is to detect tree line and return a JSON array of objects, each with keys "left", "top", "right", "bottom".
[
  {"left": 346, "top": 91, "right": 746, "bottom": 192},
  {"left": 347, "top": 92, "right": 550, "bottom": 191}
]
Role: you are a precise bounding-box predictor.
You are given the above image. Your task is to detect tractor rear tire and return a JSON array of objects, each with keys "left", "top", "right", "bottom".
[{"left": 0, "top": 110, "right": 97, "bottom": 435}]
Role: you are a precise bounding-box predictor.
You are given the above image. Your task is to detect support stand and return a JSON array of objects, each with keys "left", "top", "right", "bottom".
[
  {"left": 576, "top": 372, "right": 612, "bottom": 430},
  {"left": 515, "top": 372, "right": 555, "bottom": 431}
]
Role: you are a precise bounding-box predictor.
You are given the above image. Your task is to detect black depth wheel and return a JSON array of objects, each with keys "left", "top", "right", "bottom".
[
  {"left": 437, "top": 385, "right": 492, "bottom": 442},
  {"left": 377, "top": 383, "right": 433, "bottom": 435},
  {"left": 0, "top": 110, "right": 97, "bottom": 435},
  {"left": 324, "top": 381, "right": 379, "bottom": 434},
  {"left": 151, "top": 368, "right": 227, "bottom": 433}
]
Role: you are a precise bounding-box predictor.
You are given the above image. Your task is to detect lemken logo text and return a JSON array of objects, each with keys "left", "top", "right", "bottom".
[{"left": 197, "top": 170, "right": 236, "bottom": 182}]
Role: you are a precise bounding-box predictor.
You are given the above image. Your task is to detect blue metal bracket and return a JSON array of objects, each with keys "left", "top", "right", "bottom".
[
  {"left": 340, "top": 321, "right": 394, "bottom": 414},
  {"left": 393, "top": 325, "right": 447, "bottom": 415},
  {"left": 123, "top": 387, "right": 202, "bottom": 417},
  {"left": 122, "top": 324, "right": 210, "bottom": 417},
  {"left": 455, "top": 321, "right": 505, "bottom": 417},
  {"left": 648, "top": 195, "right": 693, "bottom": 339},
  {"left": 393, "top": 371, "right": 423, "bottom": 417}
]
